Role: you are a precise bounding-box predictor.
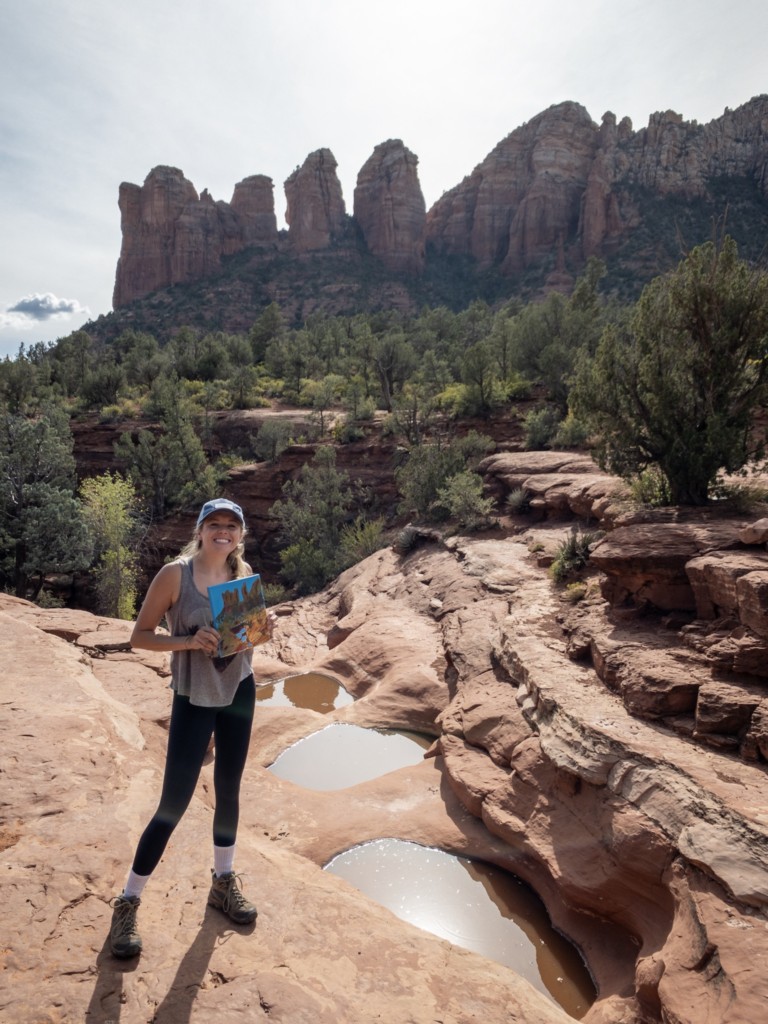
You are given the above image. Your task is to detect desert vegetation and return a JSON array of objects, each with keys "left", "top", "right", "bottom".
[{"left": 2, "top": 237, "right": 767, "bottom": 606}]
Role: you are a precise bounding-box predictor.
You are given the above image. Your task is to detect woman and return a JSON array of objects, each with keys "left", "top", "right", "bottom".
[{"left": 109, "top": 497, "right": 264, "bottom": 958}]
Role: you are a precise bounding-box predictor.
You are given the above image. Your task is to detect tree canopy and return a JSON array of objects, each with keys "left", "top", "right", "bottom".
[{"left": 571, "top": 237, "right": 768, "bottom": 505}]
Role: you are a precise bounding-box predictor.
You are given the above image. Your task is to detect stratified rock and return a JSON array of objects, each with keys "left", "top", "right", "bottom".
[
  {"left": 113, "top": 166, "right": 278, "bottom": 307},
  {"left": 353, "top": 140, "right": 426, "bottom": 272},
  {"left": 284, "top": 148, "right": 346, "bottom": 252},
  {"left": 590, "top": 519, "right": 749, "bottom": 610},
  {"left": 479, "top": 450, "right": 629, "bottom": 525}
]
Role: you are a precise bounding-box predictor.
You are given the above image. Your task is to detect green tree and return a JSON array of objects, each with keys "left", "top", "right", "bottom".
[
  {"left": 0, "top": 409, "right": 92, "bottom": 598},
  {"left": 461, "top": 340, "right": 500, "bottom": 416},
  {"left": 371, "top": 330, "right": 417, "bottom": 411},
  {"left": 272, "top": 446, "right": 355, "bottom": 594},
  {"left": 435, "top": 470, "right": 495, "bottom": 529},
  {"left": 571, "top": 238, "right": 768, "bottom": 505},
  {"left": 508, "top": 259, "right": 607, "bottom": 411},
  {"left": 253, "top": 418, "right": 293, "bottom": 463},
  {"left": 250, "top": 302, "right": 286, "bottom": 363},
  {"left": 396, "top": 431, "right": 495, "bottom": 519},
  {"left": 80, "top": 473, "right": 142, "bottom": 619},
  {"left": 49, "top": 330, "right": 92, "bottom": 397},
  {"left": 116, "top": 379, "right": 219, "bottom": 515},
  {"left": 0, "top": 347, "right": 40, "bottom": 412}
]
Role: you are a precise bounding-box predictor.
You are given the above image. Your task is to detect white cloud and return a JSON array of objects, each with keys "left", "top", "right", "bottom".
[{"left": 1, "top": 293, "right": 90, "bottom": 328}]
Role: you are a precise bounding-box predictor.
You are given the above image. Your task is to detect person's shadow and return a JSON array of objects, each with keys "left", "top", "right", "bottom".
[{"left": 85, "top": 906, "right": 256, "bottom": 1023}]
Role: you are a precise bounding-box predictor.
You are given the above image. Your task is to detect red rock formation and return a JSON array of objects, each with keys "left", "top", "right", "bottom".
[
  {"left": 113, "top": 166, "right": 278, "bottom": 307},
  {"left": 230, "top": 174, "right": 279, "bottom": 245},
  {"left": 284, "top": 148, "right": 346, "bottom": 252},
  {"left": 427, "top": 102, "right": 600, "bottom": 271},
  {"left": 427, "top": 95, "right": 768, "bottom": 269},
  {"left": 353, "top": 140, "right": 426, "bottom": 273}
]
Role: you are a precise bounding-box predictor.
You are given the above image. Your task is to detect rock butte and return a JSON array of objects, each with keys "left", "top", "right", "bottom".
[
  {"left": 112, "top": 95, "right": 768, "bottom": 308},
  {"left": 2, "top": 451, "right": 768, "bottom": 1023}
]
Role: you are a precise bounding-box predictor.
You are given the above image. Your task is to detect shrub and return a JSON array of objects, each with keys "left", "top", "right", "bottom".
[
  {"left": 549, "top": 529, "right": 602, "bottom": 584},
  {"left": 523, "top": 407, "right": 561, "bottom": 450},
  {"left": 563, "top": 581, "right": 588, "bottom": 603},
  {"left": 262, "top": 582, "right": 291, "bottom": 606},
  {"left": 553, "top": 413, "right": 590, "bottom": 449},
  {"left": 629, "top": 466, "right": 672, "bottom": 507},
  {"left": 340, "top": 516, "right": 386, "bottom": 564},
  {"left": 435, "top": 471, "right": 495, "bottom": 529},
  {"left": 253, "top": 418, "right": 293, "bottom": 463},
  {"left": 506, "top": 487, "right": 531, "bottom": 515}
]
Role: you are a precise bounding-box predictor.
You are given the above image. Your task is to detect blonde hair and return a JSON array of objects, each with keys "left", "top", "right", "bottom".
[{"left": 180, "top": 526, "right": 250, "bottom": 578}]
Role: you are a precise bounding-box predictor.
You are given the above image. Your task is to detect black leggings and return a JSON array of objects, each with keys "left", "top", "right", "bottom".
[{"left": 131, "top": 674, "right": 256, "bottom": 876}]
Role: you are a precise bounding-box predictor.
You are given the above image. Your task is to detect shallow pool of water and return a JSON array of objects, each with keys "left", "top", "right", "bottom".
[
  {"left": 325, "top": 839, "right": 595, "bottom": 1019},
  {"left": 256, "top": 672, "right": 354, "bottom": 714},
  {"left": 267, "top": 723, "right": 431, "bottom": 790}
]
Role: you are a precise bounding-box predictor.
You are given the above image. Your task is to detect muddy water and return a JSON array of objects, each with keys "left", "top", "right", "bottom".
[
  {"left": 256, "top": 672, "right": 354, "bottom": 714},
  {"left": 267, "top": 723, "right": 431, "bottom": 790},
  {"left": 325, "top": 839, "right": 595, "bottom": 1020}
]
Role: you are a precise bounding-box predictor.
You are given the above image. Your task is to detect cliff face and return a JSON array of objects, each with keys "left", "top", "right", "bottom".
[
  {"left": 284, "top": 148, "right": 347, "bottom": 252},
  {"left": 111, "top": 96, "right": 768, "bottom": 313},
  {"left": 426, "top": 95, "right": 768, "bottom": 269},
  {"left": 353, "top": 139, "right": 426, "bottom": 273}
]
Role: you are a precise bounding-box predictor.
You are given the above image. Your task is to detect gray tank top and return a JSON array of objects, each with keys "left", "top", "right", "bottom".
[{"left": 166, "top": 558, "right": 253, "bottom": 707}]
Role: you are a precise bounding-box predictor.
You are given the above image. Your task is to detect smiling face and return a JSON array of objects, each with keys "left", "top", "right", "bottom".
[{"left": 197, "top": 512, "right": 244, "bottom": 555}]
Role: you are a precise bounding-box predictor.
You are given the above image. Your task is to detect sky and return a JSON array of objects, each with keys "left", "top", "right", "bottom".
[{"left": 1, "top": 0, "right": 767, "bottom": 359}]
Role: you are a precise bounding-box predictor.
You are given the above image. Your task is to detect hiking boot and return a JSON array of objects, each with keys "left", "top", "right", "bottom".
[
  {"left": 109, "top": 894, "right": 142, "bottom": 958},
  {"left": 207, "top": 870, "right": 257, "bottom": 924}
]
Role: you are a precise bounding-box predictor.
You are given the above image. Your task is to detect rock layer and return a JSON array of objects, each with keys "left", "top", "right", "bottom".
[
  {"left": 111, "top": 96, "right": 768, "bottom": 310},
  {"left": 426, "top": 95, "right": 768, "bottom": 269}
]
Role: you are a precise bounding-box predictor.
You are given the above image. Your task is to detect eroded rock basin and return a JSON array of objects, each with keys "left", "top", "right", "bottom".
[{"left": 326, "top": 838, "right": 596, "bottom": 1019}]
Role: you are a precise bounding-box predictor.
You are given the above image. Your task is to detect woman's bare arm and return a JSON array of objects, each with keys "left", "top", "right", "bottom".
[{"left": 130, "top": 563, "right": 219, "bottom": 655}]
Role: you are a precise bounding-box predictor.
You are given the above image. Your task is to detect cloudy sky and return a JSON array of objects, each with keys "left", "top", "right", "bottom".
[{"left": 1, "top": 0, "right": 766, "bottom": 358}]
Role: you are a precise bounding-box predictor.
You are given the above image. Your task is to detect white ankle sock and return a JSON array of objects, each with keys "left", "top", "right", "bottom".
[
  {"left": 123, "top": 869, "right": 150, "bottom": 900},
  {"left": 213, "top": 844, "right": 235, "bottom": 877}
]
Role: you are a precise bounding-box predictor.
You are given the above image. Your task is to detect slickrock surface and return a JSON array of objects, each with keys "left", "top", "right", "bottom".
[{"left": 3, "top": 456, "right": 768, "bottom": 1022}]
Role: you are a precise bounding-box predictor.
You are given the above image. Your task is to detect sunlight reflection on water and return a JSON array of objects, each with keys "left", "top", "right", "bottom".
[{"left": 325, "top": 839, "right": 595, "bottom": 1019}]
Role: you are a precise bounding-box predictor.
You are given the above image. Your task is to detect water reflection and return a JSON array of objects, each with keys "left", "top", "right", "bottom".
[
  {"left": 325, "top": 839, "right": 595, "bottom": 1019},
  {"left": 268, "top": 723, "right": 430, "bottom": 790},
  {"left": 256, "top": 672, "right": 354, "bottom": 714}
]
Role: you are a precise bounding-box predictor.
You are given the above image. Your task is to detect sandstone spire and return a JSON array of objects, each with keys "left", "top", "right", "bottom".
[
  {"left": 353, "top": 140, "right": 426, "bottom": 273},
  {"left": 284, "top": 148, "right": 346, "bottom": 252}
]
